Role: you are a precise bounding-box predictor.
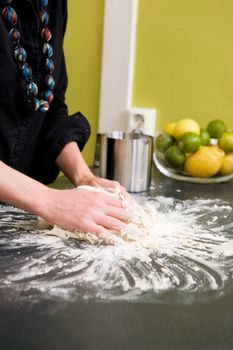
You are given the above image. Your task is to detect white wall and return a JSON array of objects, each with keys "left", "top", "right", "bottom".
[{"left": 98, "top": 0, "right": 138, "bottom": 133}]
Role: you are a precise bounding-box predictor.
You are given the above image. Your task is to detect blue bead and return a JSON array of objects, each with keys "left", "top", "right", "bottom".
[
  {"left": 40, "top": 0, "right": 48, "bottom": 7},
  {"left": 43, "top": 43, "right": 53, "bottom": 58},
  {"left": 43, "top": 89, "right": 54, "bottom": 103},
  {"left": 2, "top": 6, "right": 17, "bottom": 26},
  {"left": 46, "top": 58, "right": 54, "bottom": 73},
  {"left": 33, "top": 98, "right": 40, "bottom": 111},
  {"left": 9, "top": 28, "right": 21, "bottom": 44},
  {"left": 21, "top": 63, "right": 32, "bottom": 81},
  {"left": 45, "top": 74, "right": 55, "bottom": 90},
  {"left": 41, "top": 10, "right": 49, "bottom": 25},
  {"left": 39, "top": 100, "right": 50, "bottom": 113},
  {"left": 25, "top": 82, "right": 38, "bottom": 99},
  {"left": 14, "top": 45, "right": 27, "bottom": 62}
]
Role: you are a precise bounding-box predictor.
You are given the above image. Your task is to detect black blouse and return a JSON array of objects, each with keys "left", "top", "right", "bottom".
[{"left": 0, "top": 0, "right": 90, "bottom": 184}]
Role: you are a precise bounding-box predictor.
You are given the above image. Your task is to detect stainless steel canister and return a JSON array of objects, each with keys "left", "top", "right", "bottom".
[{"left": 99, "top": 131, "right": 153, "bottom": 192}]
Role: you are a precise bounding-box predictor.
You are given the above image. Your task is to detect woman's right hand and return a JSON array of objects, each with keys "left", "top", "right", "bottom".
[
  {"left": 42, "top": 186, "right": 130, "bottom": 238},
  {"left": 0, "top": 161, "right": 131, "bottom": 243}
]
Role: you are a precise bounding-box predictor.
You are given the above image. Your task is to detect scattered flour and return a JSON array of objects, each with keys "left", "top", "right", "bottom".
[{"left": 0, "top": 195, "right": 233, "bottom": 304}]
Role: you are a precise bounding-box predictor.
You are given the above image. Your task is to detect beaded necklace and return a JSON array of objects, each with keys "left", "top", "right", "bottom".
[{"left": 1, "top": 0, "right": 55, "bottom": 113}]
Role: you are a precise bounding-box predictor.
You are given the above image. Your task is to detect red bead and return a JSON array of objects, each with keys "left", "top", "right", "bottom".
[
  {"left": 39, "top": 100, "right": 50, "bottom": 113},
  {"left": 41, "top": 27, "right": 52, "bottom": 42},
  {"left": 2, "top": 6, "right": 17, "bottom": 26},
  {"left": 43, "top": 90, "right": 54, "bottom": 104},
  {"left": 14, "top": 45, "right": 27, "bottom": 63},
  {"left": 9, "top": 28, "right": 21, "bottom": 44}
]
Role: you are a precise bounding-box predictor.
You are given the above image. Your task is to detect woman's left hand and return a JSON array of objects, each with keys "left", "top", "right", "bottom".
[
  {"left": 78, "top": 175, "right": 136, "bottom": 206},
  {"left": 56, "top": 141, "right": 136, "bottom": 205}
]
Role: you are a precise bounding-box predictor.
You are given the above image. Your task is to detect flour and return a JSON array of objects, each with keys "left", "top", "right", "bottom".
[{"left": 0, "top": 196, "right": 233, "bottom": 304}]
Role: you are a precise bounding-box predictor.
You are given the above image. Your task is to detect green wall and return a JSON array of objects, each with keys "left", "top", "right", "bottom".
[
  {"left": 133, "top": 0, "right": 233, "bottom": 130},
  {"left": 64, "top": 0, "right": 104, "bottom": 165},
  {"left": 64, "top": 0, "right": 233, "bottom": 164}
]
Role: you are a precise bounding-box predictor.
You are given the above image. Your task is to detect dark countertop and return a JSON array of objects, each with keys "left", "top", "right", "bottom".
[{"left": 0, "top": 168, "right": 233, "bottom": 350}]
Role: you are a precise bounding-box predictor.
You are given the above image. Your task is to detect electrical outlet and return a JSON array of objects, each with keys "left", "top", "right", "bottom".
[{"left": 125, "top": 107, "right": 156, "bottom": 136}]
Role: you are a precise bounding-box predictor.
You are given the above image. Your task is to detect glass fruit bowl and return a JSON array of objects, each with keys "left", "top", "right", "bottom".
[{"left": 153, "top": 148, "right": 233, "bottom": 184}]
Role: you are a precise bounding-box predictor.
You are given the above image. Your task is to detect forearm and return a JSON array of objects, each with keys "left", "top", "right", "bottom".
[
  {"left": 55, "top": 142, "right": 133, "bottom": 202},
  {"left": 0, "top": 161, "right": 52, "bottom": 217},
  {"left": 55, "top": 141, "right": 93, "bottom": 186}
]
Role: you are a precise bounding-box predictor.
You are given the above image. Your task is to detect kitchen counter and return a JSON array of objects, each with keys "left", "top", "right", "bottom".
[{"left": 0, "top": 168, "right": 233, "bottom": 350}]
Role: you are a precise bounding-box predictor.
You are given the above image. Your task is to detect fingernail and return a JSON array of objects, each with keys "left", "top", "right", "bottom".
[
  {"left": 113, "top": 223, "right": 126, "bottom": 231},
  {"left": 121, "top": 199, "right": 128, "bottom": 208}
]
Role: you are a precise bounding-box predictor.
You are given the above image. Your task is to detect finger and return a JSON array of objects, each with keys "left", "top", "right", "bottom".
[
  {"left": 87, "top": 224, "right": 124, "bottom": 245},
  {"left": 103, "top": 188, "right": 135, "bottom": 208},
  {"left": 97, "top": 215, "right": 126, "bottom": 232},
  {"left": 82, "top": 222, "right": 111, "bottom": 239},
  {"left": 94, "top": 177, "right": 121, "bottom": 190},
  {"left": 86, "top": 223, "right": 108, "bottom": 237},
  {"left": 104, "top": 196, "right": 125, "bottom": 208},
  {"left": 105, "top": 207, "right": 132, "bottom": 223},
  {"left": 97, "top": 230, "right": 124, "bottom": 245},
  {"left": 120, "top": 186, "right": 137, "bottom": 205}
]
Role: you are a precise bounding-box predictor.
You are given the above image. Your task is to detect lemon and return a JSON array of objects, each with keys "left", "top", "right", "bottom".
[
  {"left": 207, "top": 119, "right": 227, "bottom": 138},
  {"left": 173, "top": 118, "right": 200, "bottom": 140},
  {"left": 219, "top": 153, "right": 233, "bottom": 175},
  {"left": 218, "top": 132, "right": 233, "bottom": 153},
  {"left": 184, "top": 146, "right": 225, "bottom": 178},
  {"left": 164, "top": 145, "right": 185, "bottom": 168},
  {"left": 179, "top": 132, "right": 201, "bottom": 153},
  {"left": 155, "top": 132, "right": 174, "bottom": 152},
  {"left": 163, "top": 122, "right": 176, "bottom": 136}
]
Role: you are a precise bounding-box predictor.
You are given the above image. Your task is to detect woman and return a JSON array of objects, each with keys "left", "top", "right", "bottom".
[{"left": 0, "top": 0, "right": 129, "bottom": 238}]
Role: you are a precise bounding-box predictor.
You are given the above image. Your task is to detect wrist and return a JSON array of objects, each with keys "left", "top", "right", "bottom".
[
  {"left": 55, "top": 142, "right": 94, "bottom": 186},
  {"left": 72, "top": 168, "right": 94, "bottom": 187},
  {"left": 33, "top": 186, "right": 59, "bottom": 221}
]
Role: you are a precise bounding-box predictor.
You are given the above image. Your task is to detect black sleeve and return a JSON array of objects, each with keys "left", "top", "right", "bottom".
[
  {"left": 42, "top": 0, "right": 91, "bottom": 161},
  {"left": 28, "top": 0, "right": 91, "bottom": 184},
  {"left": 41, "top": 48, "right": 91, "bottom": 162}
]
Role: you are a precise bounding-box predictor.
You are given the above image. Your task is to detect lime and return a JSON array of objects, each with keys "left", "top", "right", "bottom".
[
  {"left": 184, "top": 146, "right": 225, "bottom": 178},
  {"left": 218, "top": 132, "right": 233, "bottom": 153},
  {"left": 156, "top": 132, "right": 174, "bottom": 152},
  {"left": 207, "top": 119, "right": 227, "bottom": 138},
  {"left": 163, "top": 122, "right": 176, "bottom": 136},
  {"left": 179, "top": 132, "right": 201, "bottom": 153},
  {"left": 219, "top": 153, "right": 233, "bottom": 175},
  {"left": 173, "top": 118, "right": 200, "bottom": 140},
  {"left": 164, "top": 145, "right": 185, "bottom": 168},
  {"left": 200, "top": 129, "right": 211, "bottom": 146}
]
